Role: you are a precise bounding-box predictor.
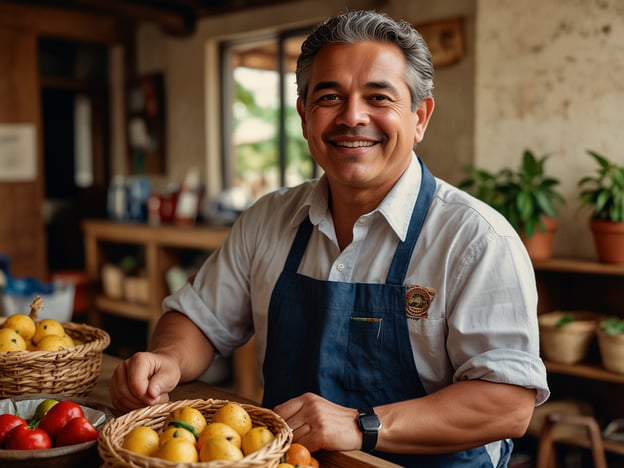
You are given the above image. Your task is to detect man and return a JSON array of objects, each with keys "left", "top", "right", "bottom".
[{"left": 110, "top": 10, "right": 549, "bottom": 467}]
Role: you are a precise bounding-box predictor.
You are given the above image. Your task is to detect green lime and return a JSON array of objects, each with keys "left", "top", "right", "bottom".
[{"left": 33, "top": 398, "right": 59, "bottom": 421}]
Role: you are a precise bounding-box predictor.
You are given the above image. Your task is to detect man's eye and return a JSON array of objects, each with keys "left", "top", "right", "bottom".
[
  {"left": 318, "top": 94, "right": 340, "bottom": 102},
  {"left": 370, "top": 95, "right": 389, "bottom": 102}
]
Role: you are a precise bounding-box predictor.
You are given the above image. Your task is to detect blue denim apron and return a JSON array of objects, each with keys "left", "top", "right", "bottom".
[{"left": 262, "top": 159, "right": 501, "bottom": 467}]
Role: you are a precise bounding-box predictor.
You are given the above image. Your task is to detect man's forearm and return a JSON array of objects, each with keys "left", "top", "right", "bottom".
[
  {"left": 375, "top": 381, "right": 536, "bottom": 454},
  {"left": 149, "top": 310, "right": 215, "bottom": 382}
]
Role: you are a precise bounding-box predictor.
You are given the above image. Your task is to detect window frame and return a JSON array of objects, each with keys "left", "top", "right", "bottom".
[{"left": 219, "top": 25, "right": 314, "bottom": 192}]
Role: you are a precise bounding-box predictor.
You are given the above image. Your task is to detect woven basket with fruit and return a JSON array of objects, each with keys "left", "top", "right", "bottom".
[
  {"left": 98, "top": 399, "right": 296, "bottom": 467},
  {"left": 0, "top": 296, "right": 110, "bottom": 397}
]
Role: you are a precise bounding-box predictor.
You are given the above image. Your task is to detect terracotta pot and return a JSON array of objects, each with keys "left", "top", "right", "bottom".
[
  {"left": 521, "top": 216, "right": 558, "bottom": 261},
  {"left": 597, "top": 327, "right": 624, "bottom": 374},
  {"left": 538, "top": 310, "right": 602, "bottom": 364},
  {"left": 590, "top": 219, "right": 624, "bottom": 264}
]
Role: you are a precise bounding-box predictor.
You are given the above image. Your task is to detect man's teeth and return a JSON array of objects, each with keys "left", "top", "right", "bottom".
[{"left": 335, "top": 141, "right": 375, "bottom": 148}]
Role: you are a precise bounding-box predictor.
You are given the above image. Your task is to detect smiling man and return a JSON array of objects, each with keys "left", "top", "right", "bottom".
[{"left": 110, "top": 10, "right": 549, "bottom": 467}]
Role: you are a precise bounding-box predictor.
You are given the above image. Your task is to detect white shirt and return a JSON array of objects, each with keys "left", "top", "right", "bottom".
[{"left": 164, "top": 154, "right": 550, "bottom": 407}]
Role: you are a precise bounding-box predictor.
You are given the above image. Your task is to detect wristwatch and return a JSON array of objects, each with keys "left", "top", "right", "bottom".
[{"left": 357, "top": 407, "right": 382, "bottom": 452}]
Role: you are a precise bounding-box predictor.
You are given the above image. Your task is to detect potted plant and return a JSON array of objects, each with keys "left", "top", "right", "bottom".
[
  {"left": 578, "top": 150, "right": 624, "bottom": 264},
  {"left": 596, "top": 316, "right": 624, "bottom": 374},
  {"left": 538, "top": 311, "right": 602, "bottom": 365},
  {"left": 459, "top": 149, "right": 565, "bottom": 260}
]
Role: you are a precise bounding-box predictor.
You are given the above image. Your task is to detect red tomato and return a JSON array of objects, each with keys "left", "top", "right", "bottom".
[
  {"left": 0, "top": 414, "right": 27, "bottom": 447},
  {"left": 55, "top": 416, "right": 99, "bottom": 447},
  {"left": 4, "top": 424, "right": 52, "bottom": 450},
  {"left": 38, "top": 400, "right": 84, "bottom": 441}
]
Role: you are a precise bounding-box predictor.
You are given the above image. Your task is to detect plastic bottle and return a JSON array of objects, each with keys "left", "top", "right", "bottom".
[
  {"left": 107, "top": 175, "right": 127, "bottom": 221},
  {"left": 175, "top": 168, "right": 201, "bottom": 226}
]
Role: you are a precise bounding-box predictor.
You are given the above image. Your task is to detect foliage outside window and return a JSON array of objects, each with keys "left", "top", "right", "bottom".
[{"left": 221, "top": 28, "right": 315, "bottom": 207}]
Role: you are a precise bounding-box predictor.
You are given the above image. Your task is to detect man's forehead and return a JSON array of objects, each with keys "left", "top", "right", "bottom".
[{"left": 307, "top": 42, "right": 408, "bottom": 90}]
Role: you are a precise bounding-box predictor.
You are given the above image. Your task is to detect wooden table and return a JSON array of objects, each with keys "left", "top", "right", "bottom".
[{"left": 92, "top": 354, "right": 400, "bottom": 467}]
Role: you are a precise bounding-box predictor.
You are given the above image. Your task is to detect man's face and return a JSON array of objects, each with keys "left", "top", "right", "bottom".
[{"left": 297, "top": 41, "right": 433, "bottom": 193}]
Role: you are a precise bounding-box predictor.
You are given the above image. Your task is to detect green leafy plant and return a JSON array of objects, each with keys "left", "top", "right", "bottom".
[
  {"left": 602, "top": 316, "right": 624, "bottom": 335},
  {"left": 578, "top": 150, "right": 624, "bottom": 222},
  {"left": 459, "top": 149, "right": 565, "bottom": 237},
  {"left": 555, "top": 314, "right": 573, "bottom": 328}
]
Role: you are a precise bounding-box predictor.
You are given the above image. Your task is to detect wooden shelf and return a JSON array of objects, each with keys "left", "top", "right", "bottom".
[
  {"left": 82, "top": 219, "right": 230, "bottom": 336},
  {"left": 82, "top": 219, "right": 230, "bottom": 248},
  {"left": 529, "top": 256, "right": 624, "bottom": 462},
  {"left": 533, "top": 257, "right": 624, "bottom": 276},
  {"left": 82, "top": 219, "right": 265, "bottom": 402},
  {"left": 95, "top": 295, "right": 151, "bottom": 321},
  {"left": 544, "top": 360, "right": 624, "bottom": 384}
]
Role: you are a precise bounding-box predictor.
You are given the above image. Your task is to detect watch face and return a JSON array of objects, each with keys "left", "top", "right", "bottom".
[{"left": 360, "top": 414, "right": 382, "bottom": 431}]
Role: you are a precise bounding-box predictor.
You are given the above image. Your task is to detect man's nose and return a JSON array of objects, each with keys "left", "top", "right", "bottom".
[{"left": 335, "top": 97, "right": 369, "bottom": 127}]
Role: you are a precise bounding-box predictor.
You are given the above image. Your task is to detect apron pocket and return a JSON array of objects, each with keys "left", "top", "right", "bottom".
[{"left": 344, "top": 317, "right": 383, "bottom": 391}]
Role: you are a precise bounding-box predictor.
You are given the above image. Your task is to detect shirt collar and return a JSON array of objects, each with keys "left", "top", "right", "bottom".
[
  {"left": 290, "top": 153, "right": 423, "bottom": 242},
  {"left": 377, "top": 153, "right": 422, "bottom": 242}
]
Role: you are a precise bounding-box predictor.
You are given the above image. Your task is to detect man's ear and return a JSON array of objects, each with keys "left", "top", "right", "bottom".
[
  {"left": 296, "top": 97, "right": 308, "bottom": 139},
  {"left": 414, "top": 96, "right": 435, "bottom": 144}
]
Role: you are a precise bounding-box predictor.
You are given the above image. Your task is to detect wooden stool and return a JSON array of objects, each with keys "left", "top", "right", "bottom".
[{"left": 536, "top": 413, "right": 607, "bottom": 468}]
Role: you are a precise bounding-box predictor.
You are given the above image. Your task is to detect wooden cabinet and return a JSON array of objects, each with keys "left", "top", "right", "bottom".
[
  {"left": 82, "top": 219, "right": 263, "bottom": 402},
  {"left": 82, "top": 219, "right": 230, "bottom": 335},
  {"left": 532, "top": 257, "right": 624, "bottom": 458}
]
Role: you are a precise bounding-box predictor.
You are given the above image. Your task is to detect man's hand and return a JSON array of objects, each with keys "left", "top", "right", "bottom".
[
  {"left": 274, "top": 392, "right": 361, "bottom": 453},
  {"left": 109, "top": 351, "right": 181, "bottom": 412}
]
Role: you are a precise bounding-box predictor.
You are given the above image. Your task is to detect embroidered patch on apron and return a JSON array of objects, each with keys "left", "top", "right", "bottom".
[{"left": 405, "top": 285, "right": 437, "bottom": 320}]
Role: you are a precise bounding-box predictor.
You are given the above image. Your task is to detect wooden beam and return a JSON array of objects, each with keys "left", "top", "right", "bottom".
[
  {"left": 68, "top": 0, "right": 194, "bottom": 36},
  {"left": 0, "top": 3, "right": 130, "bottom": 44}
]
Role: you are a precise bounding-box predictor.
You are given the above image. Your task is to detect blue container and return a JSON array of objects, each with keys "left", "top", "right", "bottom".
[{"left": 127, "top": 177, "right": 152, "bottom": 222}]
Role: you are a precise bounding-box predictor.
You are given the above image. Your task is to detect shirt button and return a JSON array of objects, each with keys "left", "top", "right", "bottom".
[{"left": 336, "top": 263, "right": 345, "bottom": 272}]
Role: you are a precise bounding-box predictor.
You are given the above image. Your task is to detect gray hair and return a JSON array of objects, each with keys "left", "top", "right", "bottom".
[{"left": 296, "top": 10, "right": 434, "bottom": 111}]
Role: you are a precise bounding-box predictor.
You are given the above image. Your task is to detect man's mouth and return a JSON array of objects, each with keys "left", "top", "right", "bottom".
[{"left": 333, "top": 140, "right": 377, "bottom": 148}]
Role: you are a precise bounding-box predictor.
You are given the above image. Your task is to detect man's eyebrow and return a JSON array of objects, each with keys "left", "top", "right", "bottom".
[
  {"left": 367, "top": 80, "right": 400, "bottom": 94},
  {"left": 311, "top": 80, "right": 400, "bottom": 94},
  {"left": 312, "top": 81, "right": 340, "bottom": 93}
]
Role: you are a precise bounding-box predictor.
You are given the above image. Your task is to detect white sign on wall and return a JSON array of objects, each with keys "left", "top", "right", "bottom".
[{"left": 0, "top": 124, "right": 37, "bottom": 181}]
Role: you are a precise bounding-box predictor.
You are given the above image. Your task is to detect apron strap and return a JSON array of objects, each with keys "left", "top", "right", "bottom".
[
  {"left": 386, "top": 159, "right": 436, "bottom": 285},
  {"left": 283, "top": 216, "right": 314, "bottom": 273}
]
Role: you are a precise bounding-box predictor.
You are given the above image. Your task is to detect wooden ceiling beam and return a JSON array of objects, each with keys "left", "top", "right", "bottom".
[
  {"left": 66, "top": 0, "right": 195, "bottom": 35},
  {"left": 0, "top": 0, "right": 194, "bottom": 36}
]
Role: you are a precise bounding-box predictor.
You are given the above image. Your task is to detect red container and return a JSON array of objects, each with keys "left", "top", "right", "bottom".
[{"left": 50, "top": 270, "right": 90, "bottom": 316}]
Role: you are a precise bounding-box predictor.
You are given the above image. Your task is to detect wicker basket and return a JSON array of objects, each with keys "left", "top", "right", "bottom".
[
  {"left": 597, "top": 326, "right": 624, "bottom": 374},
  {"left": 538, "top": 310, "right": 602, "bottom": 365},
  {"left": 98, "top": 399, "right": 293, "bottom": 468},
  {"left": 0, "top": 320, "right": 110, "bottom": 397}
]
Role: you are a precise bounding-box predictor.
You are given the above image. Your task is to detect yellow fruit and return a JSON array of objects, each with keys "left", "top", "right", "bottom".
[
  {"left": 241, "top": 426, "right": 275, "bottom": 455},
  {"left": 61, "top": 334, "right": 75, "bottom": 347},
  {"left": 163, "top": 406, "right": 207, "bottom": 436},
  {"left": 32, "top": 319, "right": 65, "bottom": 345},
  {"left": 198, "top": 422, "right": 242, "bottom": 449},
  {"left": 212, "top": 402, "right": 252, "bottom": 438},
  {"left": 2, "top": 313, "right": 36, "bottom": 341},
  {"left": 35, "top": 334, "right": 70, "bottom": 351},
  {"left": 122, "top": 426, "right": 160, "bottom": 456},
  {"left": 159, "top": 426, "right": 196, "bottom": 447},
  {"left": 157, "top": 437, "right": 198, "bottom": 463},
  {"left": 0, "top": 328, "right": 27, "bottom": 352},
  {"left": 277, "top": 464, "right": 296, "bottom": 468},
  {"left": 198, "top": 436, "right": 244, "bottom": 462}
]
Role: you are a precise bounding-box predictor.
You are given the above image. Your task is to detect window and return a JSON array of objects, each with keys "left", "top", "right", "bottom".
[{"left": 220, "top": 27, "right": 316, "bottom": 205}]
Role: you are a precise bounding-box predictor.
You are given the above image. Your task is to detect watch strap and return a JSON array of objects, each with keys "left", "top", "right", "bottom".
[{"left": 357, "top": 407, "right": 381, "bottom": 452}]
